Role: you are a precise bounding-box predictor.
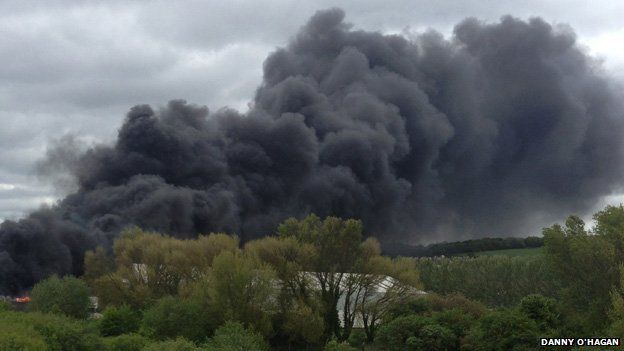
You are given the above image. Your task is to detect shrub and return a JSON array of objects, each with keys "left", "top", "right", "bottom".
[
  {"left": 324, "top": 339, "right": 357, "bottom": 351},
  {"left": 0, "top": 300, "right": 12, "bottom": 312},
  {"left": 30, "top": 275, "right": 91, "bottom": 319},
  {"left": 347, "top": 329, "right": 366, "bottom": 349},
  {"left": 99, "top": 305, "right": 141, "bottom": 336},
  {"left": 141, "top": 296, "right": 212, "bottom": 343},
  {"left": 0, "top": 326, "right": 47, "bottom": 351},
  {"left": 375, "top": 315, "right": 455, "bottom": 351},
  {"left": 0, "top": 310, "right": 102, "bottom": 351},
  {"left": 203, "top": 321, "right": 269, "bottom": 351},
  {"left": 103, "top": 333, "right": 149, "bottom": 351},
  {"left": 143, "top": 337, "right": 200, "bottom": 351},
  {"left": 461, "top": 310, "right": 539, "bottom": 351}
]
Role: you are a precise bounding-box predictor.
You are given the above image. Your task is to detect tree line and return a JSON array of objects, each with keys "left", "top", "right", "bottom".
[
  {"left": 3, "top": 206, "right": 624, "bottom": 350},
  {"left": 383, "top": 236, "right": 544, "bottom": 257}
]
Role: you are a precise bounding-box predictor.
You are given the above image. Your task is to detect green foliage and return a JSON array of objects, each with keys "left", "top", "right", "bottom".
[
  {"left": 205, "top": 251, "right": 277, "bottom": 337},
  {"left": 416, "top": 255, "right": 557, "bottom": 307},
  {"left": 143, "top": 337, "right": 200, "bottom": 351},
  {"left": 281, "top": 300, "right": 325, "bottom": 344},
  {"left": 203, "top": 321, "right": 269, "bottom": 351},
  {"left": 424, "top": 293, "right": 487, "bottom": 318},
  {"left": 461, "top": 310, "right": 539, "bottom": 351},
  {"left": 90, "top": 228, "right": 239, "bottom": 308},
  {"left": 474, "top": 247, "right": 543, "bottom": 257},
  {"left": 30, "top": 275, "right": 92, "bottom": 319},
  {"left": 518, "top": 294, "right": 559, "bottom": 331},
  {"left": 0, "top": 300, "right": 12, "bottom": 312},
  {"left": 347, "top": 329, "right": 366, "bottom": 349},
  {"left": 0, "top": 311, "right": 102, "bottom": 351},
  {"left": 0, "top": 322, "right": 47, "bottom": 351},
  {"left": 103, "top": 333, "right": 149, "bottom": 351},
  {"left": 324, "top": 339, "right": 357, "bottom": 351},
  {"left": 84, "top": 245, "right": 115, "bottom": 283},
  {"left": 543, "top": 211, "right": 623, "bottom": 332},
  {"left": 99, "top": 304, "right": 141, "bottom": 336},
  {"left": 141, "top": 296, "right": 213, "bottom": 343},
  {"left": 375, "top": 314, "right": 456, "bottom": 351}
]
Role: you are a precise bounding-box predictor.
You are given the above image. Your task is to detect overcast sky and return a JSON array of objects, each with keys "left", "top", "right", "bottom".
[{"left": 1, "top": 0, "right": 623, "bottom": 222}]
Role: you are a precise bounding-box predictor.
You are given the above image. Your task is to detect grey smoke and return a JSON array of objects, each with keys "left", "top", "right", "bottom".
[{"left": 1, "top": 8, "right": 623, "bottom": 293}]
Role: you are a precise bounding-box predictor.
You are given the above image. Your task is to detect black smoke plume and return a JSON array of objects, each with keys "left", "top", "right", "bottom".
[{"left": 2, "top": 9, "right": 624, "bottom": 293}]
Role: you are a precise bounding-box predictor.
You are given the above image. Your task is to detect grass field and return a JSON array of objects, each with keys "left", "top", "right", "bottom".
[{"left": 472, "top": 247, "right": 544, "bottom": 257}]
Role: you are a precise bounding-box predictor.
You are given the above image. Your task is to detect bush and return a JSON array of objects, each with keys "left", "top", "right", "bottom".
[
  {"left": 204, "top": 321, "right": 269, "bottom": 351},
  {"left": 324, "top": 339, "right": 357, "bottom": 351},
  {"left": 518, "top": 294, "right": 559, "bottom": 331},
  {"left": 30, "top": 275, "right": 91, "bottom": 319},
  {"left": 99, "top": 305, "right": 141, "bottom": 336},
  {"left": 461, "top": 310, "right": 539, "bottom": 351},
  {"left": 0, "top": 310, "right": 102, "bottom": 351},
  {"left": 0, "top": 300, "right": 12, "bottom": 312},
  {"left": 143, "top": 337, "right": 200, "bottom": 351},
  {"left": 35, "top": 321, "right": 103, "bottom": 351},
  {"left": 0, "top": 326, "right": 47, "bottom": 351},
  {"left": 347, "top": 329, "right": 366, "bottom": 349},
  {"left": 103, "top": 333, "right": 149, "bottom": 351},
  {"left": 375, "top": 315, "right": 456, "bottom": 351},
  {"left": 141, "top": 296, "right": 212, "bottom": 343}
]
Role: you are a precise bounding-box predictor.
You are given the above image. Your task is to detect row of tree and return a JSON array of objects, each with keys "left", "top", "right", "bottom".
[
  {"left": 4, "top": 206, "right": 624, "bottom": 349},
  {"left": 383, "top": 236, "right": 543, "bottom": 257}
]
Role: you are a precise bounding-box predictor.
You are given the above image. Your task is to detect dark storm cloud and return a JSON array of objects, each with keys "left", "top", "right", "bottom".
[{"left": 2, "top": 9, "right": 624, "bottom": 293}]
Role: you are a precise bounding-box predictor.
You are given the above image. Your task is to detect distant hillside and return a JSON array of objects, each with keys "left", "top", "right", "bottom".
[{"left": 382, "top": 236, "right": 544, "bottom": 257}]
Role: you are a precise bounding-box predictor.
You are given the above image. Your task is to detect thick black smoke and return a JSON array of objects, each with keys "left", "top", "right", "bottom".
[{"left": 2, "top": 9, "right": 624, "bottom": 293}]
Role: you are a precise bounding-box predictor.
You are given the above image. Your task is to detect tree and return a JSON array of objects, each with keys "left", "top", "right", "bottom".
[
  {"left": 0, "top": 310, "right": 102, "bottom": 351},
  {"left": 324, "top": 339, "right": 357, "bottom": 351},
  {"left": 103, "top": 334, "right": 149, "bottom": 351},
  {"left": 281, "top": 299, "right": 325, "bottom": 345},
  {"left": 544, "top": 212, "right": 621, "bottom": 331},
  {"left": 88, "top": 228, "right": 239, "bottom": 308},
  {"left": 83, "top": 246, "right": 114, "bottom": 284},
  {"left": 30, "top": 275, "right": 91, "bottom": 319},
  {"left": 203, "top": 321, "right": 269, "bottom": 351},
  {"left": 202, "top": 251, "right": 278, "bottom": 337},
  {"left": 278, "top": 215, "right": 364, "bottom": 339},
  {"left": 518, "top": 294, "right": 559, "bottom": 332},
  {"left": 357, "top": 254, "right": 423, "bottom": 342},
  {"left": 143, "top": 337, "right": 200, "bottom": 351},
  {"left": 141, "top": 296, "right": 213, "bottom": 343},
  {"left": 98, "top": 304, "right": 141, "bottom": 336},
  {"left": 461, "top": 310, "right": 539, "bottom": 351},
  {"left": 374, "top": 314, "right": 455, "bottom": 351}
]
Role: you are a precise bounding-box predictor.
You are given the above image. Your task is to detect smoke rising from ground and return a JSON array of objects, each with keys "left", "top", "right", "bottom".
[{"left": 1, "top": 8, "right": 624, "bottom": 293}]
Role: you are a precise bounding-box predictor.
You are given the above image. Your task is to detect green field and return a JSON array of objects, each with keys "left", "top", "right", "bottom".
[{"left": 473, "top": 247, "right": 544, "bottom": 257}]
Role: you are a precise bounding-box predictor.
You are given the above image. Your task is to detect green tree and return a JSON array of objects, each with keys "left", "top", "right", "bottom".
[
  {"left": 141, "top": 296, "right": 214, "bottom": 343},
  {"left": 83, "top": 246, "right": 115, "bottom": 284},
  {"left": 90, "top": 228, "right": 239, "bottom": 308},
  {"left": 375, "top": 314, "right": 455, "bottom": 351},
  {"left": 278, "top": 215, "right": 365, "bottom": 339},
  {"left": 203, "top": 321, "right": 269, "bottom": 351},
  {"left": 0, "top": 325, "right": 47, "bottom": 351},
  {"left": 103, "top": 333, "right": 149, "bottom": 351},
  {"left": 30, "top": 275, "right": 91, "bottom": 319},
  {"left": 204, "top": 251, "right": 278, "bottom": 337},
  {"left": 518, "top": 294, "right": 559, "bottom": 332},
  {"left": 0, "top": 311, "right": 102, "bottom": 351},
  {"left": 544, "top": 211, "right": 622, "bottom": 331},
  {"left": 143, "top": 337, "right": 200, "bottom": 351},
  {"left": 282, "top": 299, "right": 325, "bottom": 345},
  {"left": 324, "top": 339, "right": 357, "bottom": 351},
  {"left": 461, "top": 310, "right": 539, "bottom": 351},
  {"left": 99, "top": 304, "right": 141, "bottom": 336}
]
